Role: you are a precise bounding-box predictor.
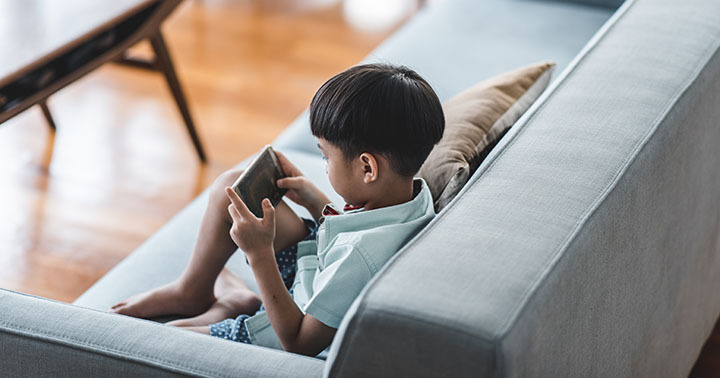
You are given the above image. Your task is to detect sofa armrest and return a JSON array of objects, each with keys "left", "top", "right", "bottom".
[{"left": 0, "top": 289, "right": 324, "bottom": 377}]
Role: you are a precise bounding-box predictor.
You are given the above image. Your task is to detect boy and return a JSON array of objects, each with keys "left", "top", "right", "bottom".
[{"left": 111, "top": 63, "right": 445, "bottom": 356}]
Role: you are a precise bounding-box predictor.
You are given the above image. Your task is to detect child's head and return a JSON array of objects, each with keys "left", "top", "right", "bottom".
[{"left": 310, "top": 63, "right": 444, "bottom": 207}]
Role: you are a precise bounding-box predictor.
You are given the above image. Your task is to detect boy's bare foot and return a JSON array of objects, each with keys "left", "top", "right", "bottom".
[
  {"left": 110, "top": 268, "right": 254, "bottom": 320},
  {"left": 110, "top": 282, "right": 215, "bottom": 319}
]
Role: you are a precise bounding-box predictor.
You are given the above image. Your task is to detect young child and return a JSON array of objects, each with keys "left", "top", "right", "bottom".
[{"left": 111, "top": 63, "right": 445, "bottom": 356}]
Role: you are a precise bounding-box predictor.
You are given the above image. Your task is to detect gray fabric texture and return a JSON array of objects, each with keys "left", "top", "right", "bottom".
[
  {"left": 326, "top": 0, "right": 720, "bottom": 376},
  {"left": 503, "top": 43, "right": 720, "bottom": 377},
  {"left": 273, "top": 0, "right": 614, "bottom": 156},
  {"left": 499, "top": 6, "right": 720, "bottom": 376},
  {"left": 0, "top": 289, "right": 325, "bottom": 377}
]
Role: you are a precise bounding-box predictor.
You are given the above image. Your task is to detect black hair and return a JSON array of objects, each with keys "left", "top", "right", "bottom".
[{"left": 309, "top": 63, "right": 444, "bottom": 177}]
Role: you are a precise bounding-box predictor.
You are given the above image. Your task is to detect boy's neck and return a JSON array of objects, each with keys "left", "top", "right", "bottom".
[{"left": 362, "top": 177, "right": 415, "bottom": 211}]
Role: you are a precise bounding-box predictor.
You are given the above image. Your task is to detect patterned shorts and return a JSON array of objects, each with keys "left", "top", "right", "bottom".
[{"left": 209, "top": 218, "right": 317, "bottom": 343}]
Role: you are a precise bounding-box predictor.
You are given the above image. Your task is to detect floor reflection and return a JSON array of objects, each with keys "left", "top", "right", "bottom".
[{"left": 342, "top": 0, "right": 421, "bottom": 32}]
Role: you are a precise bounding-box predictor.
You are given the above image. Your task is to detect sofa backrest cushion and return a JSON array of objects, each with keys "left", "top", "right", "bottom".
[
  {"left": 418, "top": 61, "right": 555, "bottom": 211},
  {"left": 272, "top": 0, "right": 615, "bottom": 157}
]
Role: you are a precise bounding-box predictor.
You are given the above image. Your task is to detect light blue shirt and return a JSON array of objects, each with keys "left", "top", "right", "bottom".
[{"left": 245, "top": 178, "right": 435, "bottom": 353}]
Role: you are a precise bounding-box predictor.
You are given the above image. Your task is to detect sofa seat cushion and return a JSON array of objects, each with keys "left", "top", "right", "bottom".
[{"left": 73, "top": 149, "right": 343, "bottom": 311}]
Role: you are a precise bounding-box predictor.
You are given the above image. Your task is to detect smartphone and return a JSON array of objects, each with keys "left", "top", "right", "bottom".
[{"left": 230, "top": 145, "right": 288, "bottom": 218}]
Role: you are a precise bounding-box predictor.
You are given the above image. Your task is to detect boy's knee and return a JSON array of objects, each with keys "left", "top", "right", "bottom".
[{"left": 210, "top": 169, "right": 244, "bottom": 200}]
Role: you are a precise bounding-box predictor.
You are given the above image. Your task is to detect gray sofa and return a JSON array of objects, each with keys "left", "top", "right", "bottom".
[{"left": 3, "top": 0, "right": 720, "bottom": 376}]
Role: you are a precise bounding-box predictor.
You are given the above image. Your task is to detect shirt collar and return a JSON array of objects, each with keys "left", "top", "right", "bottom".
[
  {"left": 319, "top": 179, "right": 425, "bottom": 223},
  {"left": 317, "top": 178, "right": 434, "bottom": 237},
  {"left": 321, "top": 203, "right": 364, "bottom": 218}
]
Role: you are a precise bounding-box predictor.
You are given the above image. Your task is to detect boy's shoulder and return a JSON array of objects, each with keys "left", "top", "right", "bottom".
[
  {"left": 317, "top": 178, "right": 435, "bottom": 263},
  {"left": 324, "top": 179, "right": 432, "bottom": 227}
]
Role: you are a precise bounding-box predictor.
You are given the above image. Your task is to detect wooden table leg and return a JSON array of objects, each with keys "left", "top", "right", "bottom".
[
  {"left": 149, "top": 30, "right": 207, "bottom": 163},
  {"left": 114, "top": 51, "right": 159, "bottom": 71},
  {"left": 39, "top": 100, "right": 57, "bottom": 130}
]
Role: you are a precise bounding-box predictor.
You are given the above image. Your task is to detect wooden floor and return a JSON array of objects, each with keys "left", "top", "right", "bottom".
[
  {"left": 0, "top": 0, "right": 418, "bottom": 302},
  {"left": 1, "top": 0, "right": 719, "bottom": 375}
]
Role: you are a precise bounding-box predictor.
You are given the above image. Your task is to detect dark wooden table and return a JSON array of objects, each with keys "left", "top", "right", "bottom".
[{"left": 0, "top": 0, "right": 206, "bottom": 162}]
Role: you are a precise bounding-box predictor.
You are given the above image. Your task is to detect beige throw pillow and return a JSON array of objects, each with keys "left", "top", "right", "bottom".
[{"left": 419, "top": 61, "right": 556, "bottom": 211}]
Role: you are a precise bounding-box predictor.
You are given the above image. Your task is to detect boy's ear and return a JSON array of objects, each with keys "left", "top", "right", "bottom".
[{"left": 359, "top": 153, "right": 379, "bottom": 184}]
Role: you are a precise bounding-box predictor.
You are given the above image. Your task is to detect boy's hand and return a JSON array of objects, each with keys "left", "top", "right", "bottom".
[
  {"left": 275, "top": 151, "right": 331, "bottom": 221},
  {"left": 225, "top": 187, "right": 275, "bottom": 259}
]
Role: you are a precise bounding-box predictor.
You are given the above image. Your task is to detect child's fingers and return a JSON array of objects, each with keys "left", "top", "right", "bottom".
[
  {"left": 225, "top": 192, "right": 244, "bottom": 222},
  {"left": 277, "top": 177, "right": 304, "bottom": 189},
  {"left": 225, "top": 187, "right": 242, "bottom": 207},
  {"left": 274, "top": 150, "right": 290, "bottom": 172},
  {"left": 275, "top": 150, "right": 302, "bottom": 177},
  {"left": 261, "top": 198, "right": 275, "bottom": 226},
  {"left": 225, "top": 187, "right": 255, "bottom": 219},
  {"left": 227, "top": 203, "right": 241, "bottom": 221}
]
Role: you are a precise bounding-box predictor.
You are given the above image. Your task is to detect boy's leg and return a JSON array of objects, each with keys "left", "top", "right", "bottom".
[
  {"left": 111, "top": 168, "right": 310, "bottom": 319},
  {"left": 166, "top": 296, "right": 247, "bottom": 328},
  {"left": 181, "top": 326, "right": 210, "bottom": 335},
  {"left": 166, "top": 268, "right": 259, "bottom": 327}
]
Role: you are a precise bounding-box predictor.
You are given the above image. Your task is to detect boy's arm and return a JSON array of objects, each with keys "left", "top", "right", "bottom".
[
  {"left": 248, "top": 251, "right": 336, "bottom": 355},
  {"left": 225, "top": 187, "right": 335, "bottom": 356}
]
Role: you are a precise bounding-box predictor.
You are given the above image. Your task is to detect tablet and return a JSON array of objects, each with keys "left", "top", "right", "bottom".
[{"left": 230, "top": 145, "right": 288, "bottom": 218}]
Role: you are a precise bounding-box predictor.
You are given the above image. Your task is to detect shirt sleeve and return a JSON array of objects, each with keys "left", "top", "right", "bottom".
[{"left": 302, "top": 243, "right": 374, "bottom": 328}]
